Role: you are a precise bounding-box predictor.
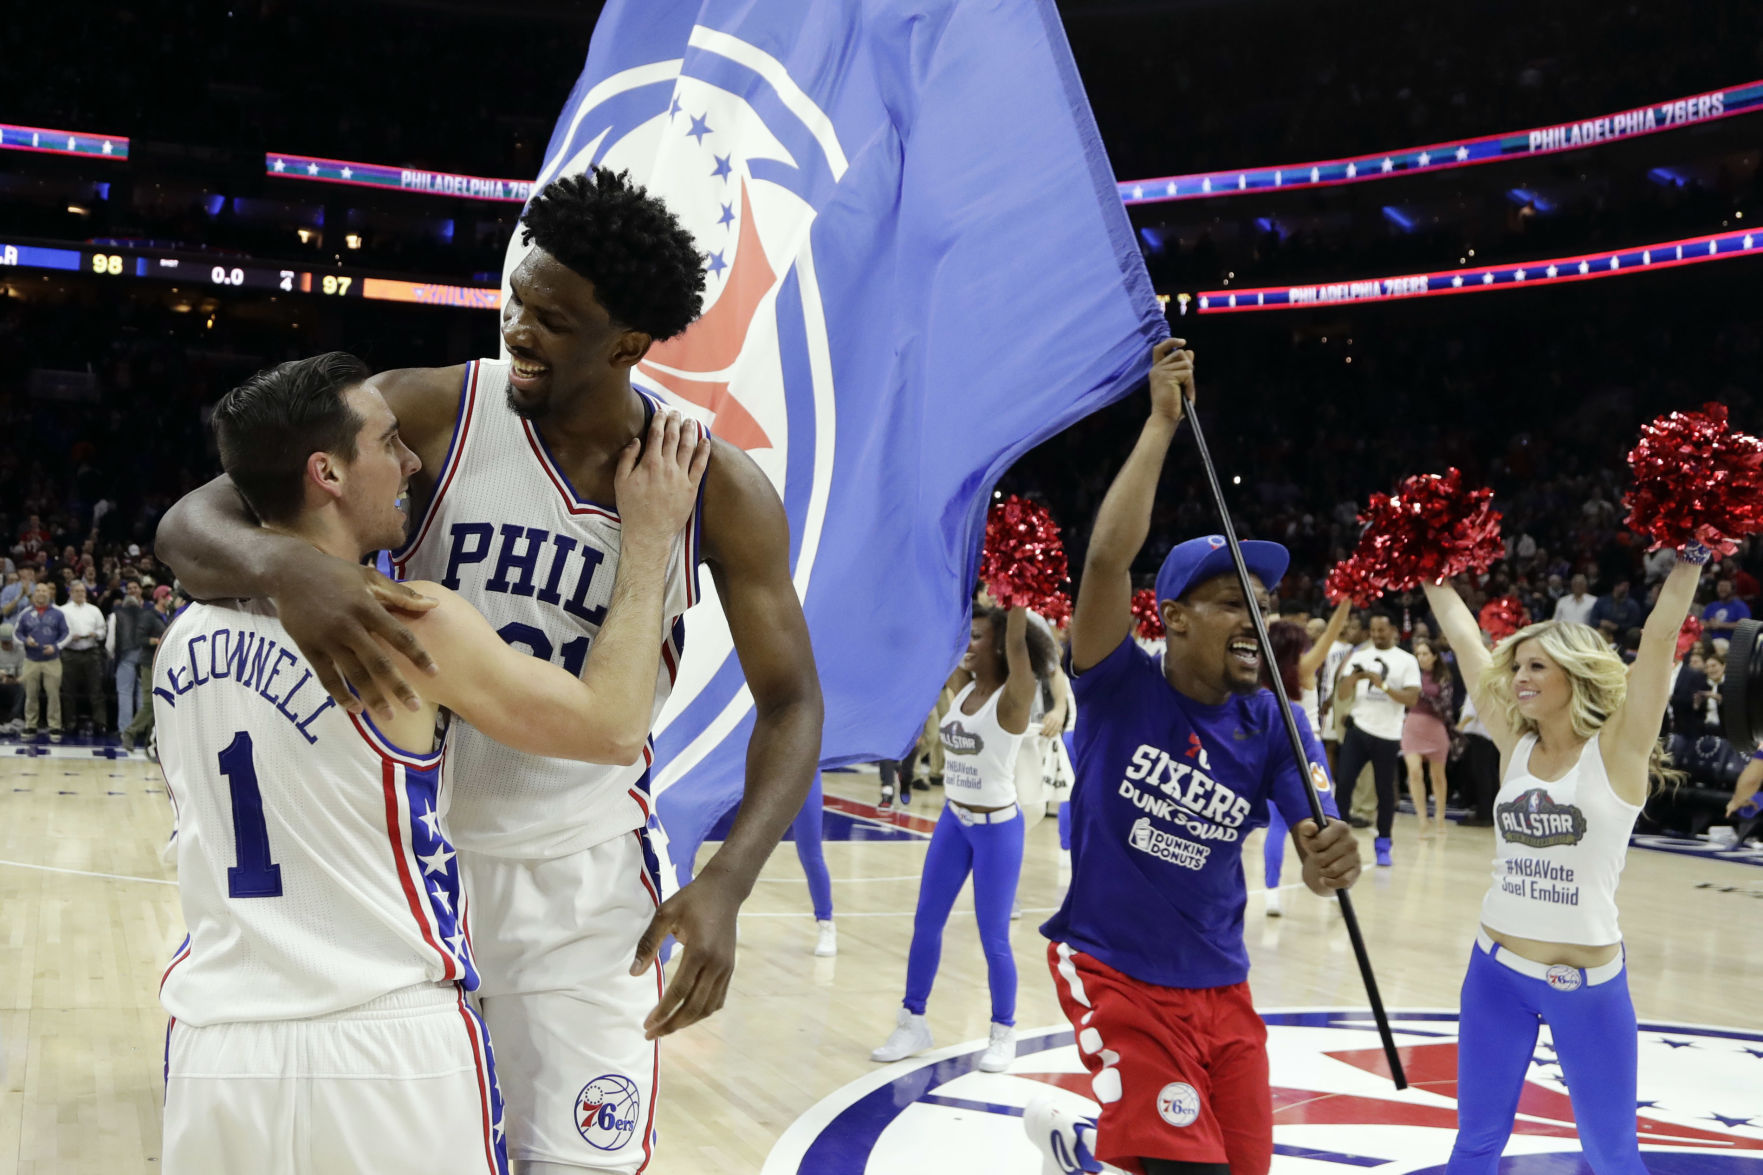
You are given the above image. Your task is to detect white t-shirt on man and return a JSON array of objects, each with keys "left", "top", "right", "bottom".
[
  {"left": 1344, "top": 644, "right": 1421, "bottom": 741},
  {"left": 1553, "top": 593, "right": 1597, "bottom": 626}
]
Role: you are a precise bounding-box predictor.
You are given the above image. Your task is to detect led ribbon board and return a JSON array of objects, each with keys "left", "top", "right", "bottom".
[
  {"left": 1118, "top": 81, "right": 1760, "bottom": 206},
  {"left": 1192, "top": 227, "right": 1762, "bottom": 313}
]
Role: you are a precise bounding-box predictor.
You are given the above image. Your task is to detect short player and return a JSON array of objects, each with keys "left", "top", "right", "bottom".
[
  {"left": 157, "top": 353, "right": 705, "bottom": 1174},
  {"left": 157, "top": 169, "right": 823, "bottom": 1174},
  {"left": 1026, "top": 340, "right": 1361, "bottom": 1175}
]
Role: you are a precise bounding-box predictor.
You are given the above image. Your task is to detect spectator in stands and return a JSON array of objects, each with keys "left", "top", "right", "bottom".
[
  {"left": 15, "top": 582, "right": 68, "bottom": 741},
  {"left": 1590, "top": 579, "right": 1644, "bottom": 644},
  {"left": 1401, "top": 638, "right": 1455, "bottom": 838},
  {"left": 58, "top": 579, "right": 108, "bottom": 735},
  {"left": 1692, "top": 655, "right": 1725, "bottom": 733},
  {"left": 120, "top": 585, "right": 173, "bottom": 751},
  {"left": 1452, "top": 687, "right": 1499, "bottom": 828},
  {"left": 17, "top": 514, "right": 50, "bottom": 555},
  {"left": 0, "top": 623, "right": 23, "bottom": 732},
  {"left": 1702, "top": 578, "right": 1751, "bottom": 641},
  {"left": 0, "top": 566, "right": 35, "bottom": 622},
  {"left": 1553, "top": 574, "right": 1596, "bottom": 626},
  {"left": 109, "top": 578, "right": 150, "bottom": 733}
]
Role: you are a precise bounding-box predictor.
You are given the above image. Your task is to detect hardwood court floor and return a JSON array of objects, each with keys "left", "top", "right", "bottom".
[{"left": 1, "top": 754, "right": 1758, "bottom": 1173}]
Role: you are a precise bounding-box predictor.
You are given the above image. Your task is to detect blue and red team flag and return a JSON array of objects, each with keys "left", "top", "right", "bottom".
[{"left": 505, "top": 0, "right": 1167, "bottom": 882}]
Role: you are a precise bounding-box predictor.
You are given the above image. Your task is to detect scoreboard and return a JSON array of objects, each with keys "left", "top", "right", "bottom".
[{"left": 1, "top": 239, "right": 501, "bottom": 310}]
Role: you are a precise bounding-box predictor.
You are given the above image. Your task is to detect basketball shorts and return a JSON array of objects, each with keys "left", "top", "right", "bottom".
[
  {"left": 462, "top": 828, "right": 663, "bottom": 1174},
  {"left": 162, "top": 982, "right": 507, "bottom": 1175},
  {"left": 1047, "top": 942, "right": 1273, "bottom": 1175}
]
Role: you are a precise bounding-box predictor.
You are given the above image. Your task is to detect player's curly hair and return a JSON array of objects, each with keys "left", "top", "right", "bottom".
[{"left": 520, "top": 167, "right": 706, "bottom": 341}]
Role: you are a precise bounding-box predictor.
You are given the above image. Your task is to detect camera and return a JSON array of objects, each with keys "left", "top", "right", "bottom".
[{"left": 1723, "top": 618, "right": 1761, "bottom": 754}]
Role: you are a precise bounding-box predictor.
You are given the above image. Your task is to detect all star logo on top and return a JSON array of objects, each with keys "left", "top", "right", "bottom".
[
  {"left": 1499, "top": 787, "right": 1589, "bottom": 848},
  {"left": 941, "top": 722, "right": 984, "bottom": 756}
]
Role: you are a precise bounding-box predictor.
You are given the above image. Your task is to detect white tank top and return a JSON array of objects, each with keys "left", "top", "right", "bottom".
[
  {"left": 1299, "top": 686, "right": 1321, "bottom": 740},
  {"left": 940, "top": 681, "right": 1030, "bottom": 808},
  {"left": 155, "top": 600, "right": 475, "bottom": 1024},
  {"left": 1479, "top": 731, "right": 1640, "bottom": 946},
  {"left": 393, "top": 361, "right": 705, "bottom": 858}
]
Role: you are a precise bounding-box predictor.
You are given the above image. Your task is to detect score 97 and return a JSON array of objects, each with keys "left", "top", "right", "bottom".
[
  {"left": 90, "top": 253, "right": 124, "bottom": 275},
  {"left": 320, "top": 274, "right": 353, "bottom": 296}
]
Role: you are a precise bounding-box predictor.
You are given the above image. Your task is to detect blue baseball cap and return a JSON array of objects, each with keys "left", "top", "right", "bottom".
[{"left": 1154, "top": 535, "right": 1289, "bottom": 604}]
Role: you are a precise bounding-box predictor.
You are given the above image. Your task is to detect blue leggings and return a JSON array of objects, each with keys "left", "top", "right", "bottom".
[
  {"left": 903, "top": 803, "right": 1023, "bottom": 1025},
  {"left": 1264, "top": 805, "right": 1288, "bottom": 889},
  {"left": 1447, "top": 943, "right": 1645, "bottom": 1175},
  {"left": 792, "top": 773, "right": 833, "bottom": 922},
  {"left": 1057, "top": 733, "right": 1075, "bottom": 851}
]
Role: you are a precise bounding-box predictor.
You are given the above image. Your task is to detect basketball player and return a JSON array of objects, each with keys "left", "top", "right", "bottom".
[
  {"left": 1025, "top": 340, "right": 1360, "bottom": 1175},
  {"left": 156, "top": 169, "right": 824, "bottom": 1174},
  {"left": 158, "top": 353, "right": 705, "bottom": 1173}
]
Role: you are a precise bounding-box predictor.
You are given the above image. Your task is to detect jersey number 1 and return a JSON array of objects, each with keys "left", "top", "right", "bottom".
[{"left": 219, "top": 730, "right": 283, "bottom": 898}]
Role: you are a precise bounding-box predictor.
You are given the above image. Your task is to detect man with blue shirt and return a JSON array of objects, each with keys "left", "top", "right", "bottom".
[
  {"left": 1026, "top": 340, "right": 1360, "bottom": 1175},
  {"left": 15, "top": 582, "right": 69, "bottom": 742},
  {"left": 1702, "top": 577, "right": 1751, "bottom": 638}
]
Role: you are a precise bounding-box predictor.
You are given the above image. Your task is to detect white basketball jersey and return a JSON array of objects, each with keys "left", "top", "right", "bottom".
[
  {"left": 393, "top": 360, "right": 704, "bottom": 858},
  {"left": 155, "top": 599, "right": 476, "bottom": 1025}
]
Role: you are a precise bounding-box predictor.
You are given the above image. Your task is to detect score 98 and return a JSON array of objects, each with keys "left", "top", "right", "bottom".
[
  {"left": 320, "top": 274, "right": 354, "bottom": 296},
  {"left": 90, "top": 253, "right": 124, "bottom": 275}
]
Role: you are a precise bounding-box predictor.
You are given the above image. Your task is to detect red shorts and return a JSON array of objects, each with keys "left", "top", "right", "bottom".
[{"left": 1046, "top": 942, "right": 1272, "bottom": 1175}]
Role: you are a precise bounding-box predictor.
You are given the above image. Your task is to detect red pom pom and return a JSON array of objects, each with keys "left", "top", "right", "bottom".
[
  {"left": 980, "top": 495, "right": 1071, "bottom": 617},
  {"left": 1041, "top": 590, "right": 1074, "bottom": 629},
  {"left": 1622, "top": 402, "right": 1763, "bottom": 555},
  {"left": 1345, "top": 468, "right": 1505, "bottom": 595},
  {"left": 1478, "top": 595, "right": 1530, "bottom": 643},
  {"left": 1131, "top": 588, "right": 1164, "bottom": 639},
  {"left": 1676, "top": 614, "right": 1703, "bottom": 662},
  {"left": 1324, "top": 557, "right": 1382, "bottom": 608}
]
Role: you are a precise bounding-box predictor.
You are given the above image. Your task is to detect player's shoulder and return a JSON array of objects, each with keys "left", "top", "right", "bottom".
[
  {"left": 369, "top": 365, "right": 471, "bottom": 441},
  {"left": 698, "top": 435, "right": 786, "bottom": 563}
]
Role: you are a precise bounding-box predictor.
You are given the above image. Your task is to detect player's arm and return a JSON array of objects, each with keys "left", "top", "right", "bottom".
[
  {"left": 1278, "top": 717, "right": 1359, "bottom": 895},
  {"left": 994, "top": 606, "right": 1036, "bottom": 735},
  {"left": 1423, "top": 579, "right": 1516, "bottom": 756},
  {"left": 1604, "top": 558, "right": 1702, "bottom": 802},
  {"left": 154, "top": 365, "right": 466, "bottom": 716},
  {"left": 397, "top": 410, "right": 708, "bottom": 761},
  {"left": 1070, "top": 339, "right": 1188, "bottom": 673},
  {"left": 631, "top": 439, "right": 824, "bottom": 1039}
]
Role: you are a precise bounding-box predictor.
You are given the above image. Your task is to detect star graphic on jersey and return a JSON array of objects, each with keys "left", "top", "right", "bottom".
[
  {"left": 446, "top": 929, "right": 469, "bottom": 958},
  {"left": 493, "top": 1116, "right": 506, "bottom": 1142},
  {"left": 419, "top": 845, "right": 456, "bottom": 877},
  {"left": 416, "top": 801, "right": 444, "bottom": 840},
  {"left": 430, "top": 882, "right": 454, "bottom": 915}
]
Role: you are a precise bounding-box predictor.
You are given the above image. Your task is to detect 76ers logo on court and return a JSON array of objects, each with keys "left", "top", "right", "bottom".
[
  {"left": 763, "top": 1012, "right": 1763, "bottom": 1174},
  {"left": 575, "top": 1074, "right": 642, "bottom": 1151},
  {"left": 507, "top": 26, "right": 846, "bottom": 790}
]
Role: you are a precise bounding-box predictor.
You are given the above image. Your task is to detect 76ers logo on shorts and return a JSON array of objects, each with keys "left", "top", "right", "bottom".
[
  {"left": 1544, "top": 964, "right": 1584, "bottom": 992},
  {"left": 1156, "top": 1081, "right": 1201, "bottom": 1128},
  {"left": 575, "top": 1074, "right": 641, "bottom": 1151}
]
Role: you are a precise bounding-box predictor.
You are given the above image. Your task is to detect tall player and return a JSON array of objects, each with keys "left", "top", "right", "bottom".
[
  {"left": 1025, "top": 340, "right": 1360, "bottom": 1175},
  {"left": 158, "top": 353, "right": 706, "bottom": 1173},
  {"left": 157, "top": 168, "right": 823, "bottom": 1174}
]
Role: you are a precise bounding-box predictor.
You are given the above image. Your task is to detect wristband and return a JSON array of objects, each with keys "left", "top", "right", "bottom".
[{"left": 1677, "top": 542, "right": 1713, "bottom": 566}]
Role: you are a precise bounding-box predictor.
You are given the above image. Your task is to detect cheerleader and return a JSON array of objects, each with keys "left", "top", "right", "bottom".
[
  {"left": 1423, "top": 550, "right": 1703, "bottom": 1174},
  {"left": 871, "top": 602, "right": 1057, "bottom": 1072}
]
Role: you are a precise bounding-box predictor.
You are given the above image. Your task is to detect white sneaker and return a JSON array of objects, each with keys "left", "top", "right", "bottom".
[
  {"left": 1023, "top": 1092, "right": 1105, "bottom": 1174},
  {"left": 977, "top": 1022, "right": 1016, "bottom": 1072},
  {"left": 813, "top": 920, "right": 837, "bottom": 957},
  {"left": 1265, "top": 888, "right": 1282, "bottom": 917},
  {"left": 870, "top": 1009, "right": 933, "bottom": 1062}
]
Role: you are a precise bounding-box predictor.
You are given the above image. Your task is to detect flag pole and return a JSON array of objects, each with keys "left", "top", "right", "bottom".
[{"left": 1179, "top": 387, "right": 1409, "bottom": 1090}]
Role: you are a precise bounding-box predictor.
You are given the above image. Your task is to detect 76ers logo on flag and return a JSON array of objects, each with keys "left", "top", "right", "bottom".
[{"left": 575, "top": 1074, "right": 642, "bottom": 1151}]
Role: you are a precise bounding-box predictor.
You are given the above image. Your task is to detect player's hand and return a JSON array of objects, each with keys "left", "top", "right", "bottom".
[
  {"left": 1296, "top": 817, "right": 1360, "bottom": 894},
  {"left": 1038, "top": 712, "right": 1064, "bottom": 738},
  {"left": 631, "top": 874, "right": 741, "bottom": 1039},
  {"left": 1148, "top": 338, "right": 1194, "bottom": 425},
  {"left": 615, "top": 408, "right": 712, "bottom": 547},
  {"left": 271, "top": 553, "right": 438, "bottom": 719}
]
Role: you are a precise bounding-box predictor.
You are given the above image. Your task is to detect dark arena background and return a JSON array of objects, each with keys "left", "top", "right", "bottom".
[{"left": 2, "top": 2, "right": 1760, "bottom": 1173}]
